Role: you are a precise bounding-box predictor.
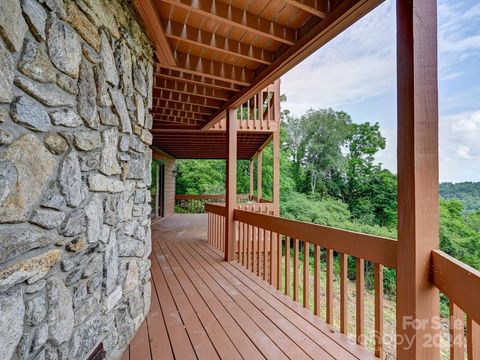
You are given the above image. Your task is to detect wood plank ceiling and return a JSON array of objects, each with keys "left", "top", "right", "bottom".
[{"left": 132, "top": 0, "right": 383, "bottom": 159}]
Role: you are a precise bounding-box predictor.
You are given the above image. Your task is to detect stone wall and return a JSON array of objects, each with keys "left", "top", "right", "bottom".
[{"left": 0, "top": 0, "right": 154, "bottom": 359}]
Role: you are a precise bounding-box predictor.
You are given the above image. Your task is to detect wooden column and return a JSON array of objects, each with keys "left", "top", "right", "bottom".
[
  {"left": 257, "top": 151, "right": 262, "bottom": 201},
  {"left": 272, "top": 80, "right": 281, "bottom": 216},
  {"left": 249, "top": 160, "right": 254, "bottom": 198},
  {"left": 396, "top": 0, "right": 439, "bottom": 358},
  {"left": 154, "top": 163, "right": 160, "bottom": 218},
  {"left": 225, "top": 108, "right": 237, "bottom": 261}
]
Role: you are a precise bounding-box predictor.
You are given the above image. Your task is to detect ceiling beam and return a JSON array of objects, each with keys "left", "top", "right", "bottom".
[
  {"left": 152, "top": 116, "right": 202, "bottom": 125},
  {"left": 158, "top": 52, "right": 254, "bottom": 86},
  {"left": 162, "top": 19, "right": 274, "bottom": 65},
  {"left": 160, "top": 0, "right": 296, "bottom": 46},
  {"left": 151, "top": 100, "right": 214, "bottom": 115},
  {"left": 202, "top": 0, "right": 383, "bottom": 129},
  {"left": 154, "top": 68, "right": 243, "bottom": 92},
  {"left": 153, "top": 78, "right": 234, "bottom": 101},
  {"left": 152, "top": 89, "right": 224, "bottom": 108},
  {"left": 281, "top": 0, "right": 328, "bottom": 18},
  {"left": 132, "top": 0, "right": 175, "bottom": 66},
  {"left": 152, "top": 108, "right": 212, "bottom": 119}
]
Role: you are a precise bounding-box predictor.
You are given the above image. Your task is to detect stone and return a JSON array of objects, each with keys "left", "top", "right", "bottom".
[
  {"left": 0, "top": 41, "right": 14, "bottom": 103},
  {"left": 42, "top": 194, "right": 66, "bottom": 210},
  {"left": 79, "top": 151, "right": 100, "bottom": 172},
  {"left": 70, "top": 316, "right": 102, "bottom": 359},
  {"left": 88, "top": 174, "right": 125, "bottom": 193},
  {"left": 50, "top": 109, "right": 83, "bottom": 127},
  {"left": 14, "top": 76, "right": 77, "bottom": 107},
  {"left": 132, "top": 123, "right": 142, "bottom": 136},
  {"left": 104, "top": 230, "right": 119, "bottom": 294},
  {"left": 130, "top": 136, "right": 146, "bottom": 153},
  {"left": 133, "top": 66, "right": 147, "bottom": 98},
  {"left": 82, "top": 253, "right": 103, "bottom": 278},
  {"left": 56, "top": 72, "right": 78, "bottom": 95},
  {"left": 0, "top": 128, "right": 13, "bottom": 145},
  {"left": 32, "top": 322, "right": 49, "bottom": 353},
  {"left": 65, "top": 269, "right": 82, "bottom": 286},
  {"left": 127, "top": 153, "right": 146, "bottom": 180},
  {"left": 44, "top": 133, "right": 68, "bottom": 155},
  {"left": 11, "top": 96, "right": 50, "bottom": 131},
  {"left": 0, "top": 250, "right": 61, "bottom": 291},
  {"left": 73, "top": 131, "right": 102, "bottom": 151},
  {"left": 135, "top": 93, "right": 145, "bottom": 126},
  {"left": 0, "top": 224, "right": 55, "bottom": 264},
  {"left": 44, "top": 0, "right": 67, "bottom": 19},
  {"left": 18, "top": 39, "right": 56, "bottom": 83},
  {"left": 115, "top": 41, "right": 133, "bottom": 96},
  {"left": 73, "top": 282, "right": 87, "bottom": 308},
  {"left": 66, "top": 1, "right": 101, "bottom": 51},
  {"left": 0, "top": 134, "right": 56, "bottom": 223},
  {"left": 109, "top": 87, "right": 132, "bottom": 133},
  {"left": 61, "top": 207, "right": 86, "bottom": 237},
  {"left": 65, "top": 237, "right": 86, "bottom": 252},
  {"left": 144, "top": 114, "right": 153, "bottom": 130},
  {"left": 82, "top": 43, "right": 101, "bottom": 64},
  {"left": 59, "top": 149, "right": 83, "bottom": 207},
  {"left": 21, "top": 0, "right": 47, "bottom": 41},
  {"left": 46, "top": 15, "right": 82, "bottom": 78},
  {"left": 46, "top": 277, "right": 74, "bottom": 346},
  {"left": 100, "top": 128, "right": 121, "bottom": 175},
  {"left": 100, "top": 32, "right": 119, "bottom": 85},
  {"left": 0, "top": 0, "right": 28, "bottom": 52},
  {"left": 26, "top": 279, "right": 47, "bottom": 294},
  {"left": 83, "top": 0, "right": 120, "bottom": 39},
  {"left": 30, "top": 208, "right": 66, "bottom": 229},
  {"left": 140, "top": 129, "right": 153, "bottom": 145},
  {"left": 85, "top": 194, "right": 103, "bottom": 243},
  {"left": 93, "top": 66, "right": 111, "bottom": 107},
  {"left": 87, "top": 273, "right": 102, "bottom": 294},
  {"left": 143, "top": 281, "right": 152, "bottom": 316},
  {"left": 0, "top": 289, "right": 25, "bottom": 360},
  {"left": 123, "top": 260, "right": 139, "bottom": 293},
  {"left": 44, "top": 343, "right": 58, "bottom": 360},
  {"left": 99, "top": 109, "right": 119, "bottom": 126},
  {"left": 74, "top": 289, "right": 101, "bottom": 325},
  {"left": 78, "top": 60, "right": 98, "bottom": 129},
  {"left": 118, "top": 136, "right": 129, "bottom": 152},
  {"left": 118, "top": 236, "right": 144, "bottom": 257},
  {"left": 104, "top": 286, "right": 121, "bottom": 312},
  {"left": 128, "top": 287, "right": 143, "bottom": 317},
  {"left": 26, "top": 295, "right": 47, "bottom": 326},
  {"left": 147, "top": 63, "right": 153, "bottom": 109}
]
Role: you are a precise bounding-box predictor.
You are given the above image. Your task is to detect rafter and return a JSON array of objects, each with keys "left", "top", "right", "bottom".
[
  {"left": 132, "top": 0, "right": 175, "bottom": 66},
  {"left": 153, "top": 78, "right": 234, "bottom": 101},
  {"left": 203, "top": 0, "right": 383, "bottom": 129},
  {"left": 162, "top": 19, "right": 274, "bottom": 65},
  {"left": 152, "top": 108, "right": 212, "bottom": 119},
  {"left": 152, "top": 99, "right": 214, "bottom": 115},
  {"left": 282, "top": 0, "right": 328, "bottom": 18},
  {"left": 154, "top": 68, "right": 243, "bottom": 92},
  {"left": 160, "top": 0, "right": 296, "bottom": 45},
  {"left": 152, "top": 115, "right": 203, "bottom": 125},
  {"left": 152, "top": 90, "right": 224, "bottom": 108},
  {"left": 158, "top": 52, "right": 254, "bottom": 86}
]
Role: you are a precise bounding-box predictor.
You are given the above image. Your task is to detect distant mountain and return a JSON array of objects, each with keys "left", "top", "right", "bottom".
[{"left": 440, "top": 182, "right": 480, "bottom": 212}]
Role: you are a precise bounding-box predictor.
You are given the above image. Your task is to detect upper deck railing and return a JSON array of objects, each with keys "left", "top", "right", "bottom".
[{"left": 205, "top": 203, "right": 480, "bottom": 359}]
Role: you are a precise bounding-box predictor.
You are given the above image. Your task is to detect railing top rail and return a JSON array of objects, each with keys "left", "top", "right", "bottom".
[
  {"left": 205, "top": 202, "right": 227, "bottom": 216},
  {"left": 176, "top": 194, "right": 225, "bottom": 200},
  {"left": 431, "top": 249, "right": 480, "bottom": 325},
  {"left": 234, "top": 208, "right": 397, "bottom": 268}
]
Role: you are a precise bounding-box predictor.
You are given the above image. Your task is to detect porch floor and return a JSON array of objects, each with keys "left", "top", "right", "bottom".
[{"left": 122, "top": 214, "right": 377, "bottom": 360}]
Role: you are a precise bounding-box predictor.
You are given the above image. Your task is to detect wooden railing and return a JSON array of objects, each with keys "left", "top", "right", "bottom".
[
  {"left": 431, "top": 250, "right": 480, "bottom": 359},
  {"left": 210, "top": 82, "right": 279, "bottom": 132},
  {"left": 175, "top": 194, "right": 250, "bottom": 213}
]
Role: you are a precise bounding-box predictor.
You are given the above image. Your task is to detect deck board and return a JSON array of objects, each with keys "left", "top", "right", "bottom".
[{"left": 124, "top": 214, "right": 379, "bottom": 360}]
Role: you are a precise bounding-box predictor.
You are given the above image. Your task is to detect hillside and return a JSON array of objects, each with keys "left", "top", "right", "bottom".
[{"left": 440, "top": 182, "right": 480, "bottom": 212}]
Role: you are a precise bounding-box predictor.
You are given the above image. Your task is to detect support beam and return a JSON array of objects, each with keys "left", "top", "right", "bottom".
[
  {"left": 396, "top": 0, "right": 439, "bottom": 359},
  {"left": 257, "top": 151, "right": 262, "bottom": 201},
  {"left": 161, "top": 0, "right": 296, "bottom": 46},
  {"left": 152, "top": 90, "right": 224, "bottom": 108},
  {"left": 249, "top": 160, "right": 254, "bottom": 197},
  {"left": 225, "top": 108, "right": 237, "bottom": 261},
  {"left": 273, "top": 80, "right": 281, "bottom": 216},
  {"left": 132, "top": 0, "right": 175, "bottom": 66},
  {"left": 152, "top": 99, "right": 215, "bottom": 115},
  {"left": 281, "top": 0, "right": 328, "bottom": 18},
  {"left": 153, "top": 78, "right": 234, "bottom": 101}
]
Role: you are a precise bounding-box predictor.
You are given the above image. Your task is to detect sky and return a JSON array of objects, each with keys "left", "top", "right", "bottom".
[{"left": 281, "top": 0, "right": 480, "bottom": 183}]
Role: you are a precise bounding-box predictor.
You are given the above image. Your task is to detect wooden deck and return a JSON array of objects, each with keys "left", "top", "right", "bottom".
[{"left": 121, "top": 214, "right": 377, "bottom": 360}]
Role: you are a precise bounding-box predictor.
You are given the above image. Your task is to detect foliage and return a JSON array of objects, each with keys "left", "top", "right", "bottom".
[{"left": 440, "top": 182, "right": 480, "bottom": 212}]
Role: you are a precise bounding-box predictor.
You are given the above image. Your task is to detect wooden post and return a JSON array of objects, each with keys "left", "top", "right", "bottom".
[
  {"left": 257, "top": 151, "right": 262, "bottom": 201},
  {"left": 249, "top": 160, "right": 254, "bottom": 198},
  {"left": 225, "top": 108, "right": 237, "bottom": 261},
  {"left": 272, "top": 80, "right": 281, "bottom": 216},
  {"left": 154, "top": 163, "right": 160, "bottom": 218},
  {"left": 396, "top": 0, "right": 440, "bottom": 359}
]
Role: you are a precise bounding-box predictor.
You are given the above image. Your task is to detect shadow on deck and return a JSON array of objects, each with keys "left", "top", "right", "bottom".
[{"left": 121, "top": 214, "right": 377, "bottom": 360}]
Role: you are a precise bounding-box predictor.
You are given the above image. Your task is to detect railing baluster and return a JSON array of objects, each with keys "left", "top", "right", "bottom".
[
  {"left": 450, "top": 302, "right": 464, "bottom": 360},
  {"left": 270, "top": 230, "right": 275, "bottom": 286},
  {"left": 340, "top": 253, "right": 348, "bottom": 335},
  {"left": 263, "top": 228, "right": 268, "bottom": 281},
  {"left": 243, "top": 222, "right": 247, "bottom": 267},
  {"left": 276, "top": 233, "right": 281, "bottom": 290},
  {"left": 467, "top": 316, "right": 479, "bottom": 360},
  {"left": 356, "top": 258, "right": 365, "bottom": 345},
  {"left": 303, "top": 242, "right": 310, "bottom": 309},
  {"left": 285, "top": 236, "right": 291, "bottom": 297},
  {"left": 247, "top": 224, "right": 252, "bottom": 271},
  {"left": 238, "top": 221, "right": 242, "bottom": 263},
  {"left": 326, "top": 249, "right": 334, "bottom": 325},
  {"left": 253, "top": 226, "right": 258, "bottom": 275},
  {"left": 293, "top": 238, "right": 299, "bottom": 302},
  {"left": 314, "top": 245, "right": 320, "bottom": 316},
  {"left": 374, "top": 263, "right": 384, "bottom": 359}
]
